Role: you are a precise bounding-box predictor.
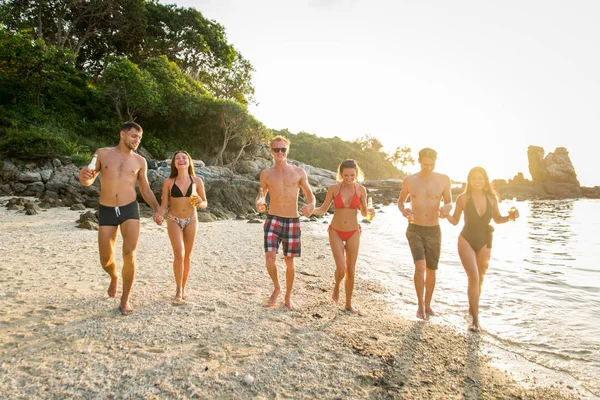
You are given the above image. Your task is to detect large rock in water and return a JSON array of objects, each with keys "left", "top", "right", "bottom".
[
  {"left": 528, "top": 146, "right": 580, "bottom": 186},
  {"left": 526, "top": 145, "right": 581, "bottom": 198}
]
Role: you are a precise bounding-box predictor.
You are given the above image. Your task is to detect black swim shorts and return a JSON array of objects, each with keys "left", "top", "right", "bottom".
[
  {"left": 406, "top": 224, "right": 441, "bottom": 270},
  {"left": 98, "top": 200, "right": 140, "bottom": 226}
]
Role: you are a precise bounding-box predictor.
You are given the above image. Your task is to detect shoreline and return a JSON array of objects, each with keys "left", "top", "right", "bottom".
[{"left": 0, "top": 199, "right": 586, "bottom": 399}]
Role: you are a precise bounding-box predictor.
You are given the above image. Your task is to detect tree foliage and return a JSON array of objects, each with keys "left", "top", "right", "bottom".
[{"left": 277, "top": 131, "right": 407, "bottom": 180}]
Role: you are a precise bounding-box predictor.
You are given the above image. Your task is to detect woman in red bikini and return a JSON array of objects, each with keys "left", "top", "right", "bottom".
[
  {"left": 158, "top": 150, "right": 207, "bottom": 305},
  {"left": 311, "top": 159, "right": 375, "bottom": 313}
]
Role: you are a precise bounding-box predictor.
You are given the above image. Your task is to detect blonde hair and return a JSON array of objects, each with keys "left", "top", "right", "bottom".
[
  {"left": 269, "top": 135, "right": 291, "bottom": 148},
  {"left": 336, "top": 159, "right": 365, "bottom": 182}
]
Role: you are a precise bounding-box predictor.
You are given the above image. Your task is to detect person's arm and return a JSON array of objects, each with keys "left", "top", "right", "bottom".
[
  {"left": 78, "top": 149, "right": 101, "bottom": 186},
  {"left": 492, "top": 195, "right": 518, "bottom": 224},
  {"left": 358, "top": 185, "right": 370, "bottom": 218},
  {"left": 397, "top": 177, "right": 413, "bottom": 219},
  {"left": 439, "top": 174, "right": 453, "bottom": 217},
  {"left": 256, "top": 171, "right": 268, "bottom": 213},
  {"left": 445, "top": 194, "right": 465, "bottom": 226},
  {"left": 158, "top": 178, "right": 171, "bottom": 220},
  {"left": 194, "top": 176, "right": 208, "bottom": 209},
  {"left": 312, "top": 185, "right": 335, "bottom": 215},
  {"left": 137, "top": 157, "right": 161, "bottom": 217},
  {"left": 299, "top": 169, "right": 316, "bottom": 217}
]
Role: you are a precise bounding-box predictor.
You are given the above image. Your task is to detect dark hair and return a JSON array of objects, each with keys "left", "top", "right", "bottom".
[
  {"left": 463, "top": 166, "right": 498, "bottom": 200},
  {"left": 418, "top": 147, "right": 437, "bottom": 161},
  {"left": 336, "top": 159, "right": 364, "bottom": 182},
  {"left": 121, "top": 121, "right": 142, "bottom": 133},
  {"left": 169, "top": 151, "right": 196, "bottom": 179}
]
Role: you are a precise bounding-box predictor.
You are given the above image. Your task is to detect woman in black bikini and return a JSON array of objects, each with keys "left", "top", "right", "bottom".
[
  {"left": 311, "top": 159, "right": 375, "bottom": 313},
  {"left": 159, "top": 151, "right": 207, "bottom": 304},
  {"left": 443, "top": 166, "right": 519, "bottom": 332}
]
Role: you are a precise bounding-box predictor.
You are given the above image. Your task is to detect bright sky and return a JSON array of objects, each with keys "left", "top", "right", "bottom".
[{"left": 162, "top": 0, "right": 600, "bottom": 186}]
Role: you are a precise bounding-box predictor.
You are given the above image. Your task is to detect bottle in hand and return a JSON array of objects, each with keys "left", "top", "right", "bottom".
[
  {"left": 366, "top": 196, "right": 374, "bottom": 221},
  {"left": 88, "top": 153, "right": 98, "bottom": 170},
  {"left": 257, "top": 188, "right": 267, "bottom": 213},
  {"left": 508, "top": 197, "right": 517, "bottom": 221},
  {"left": 190, "top": 183, "right": 199, "bottom": 207}
]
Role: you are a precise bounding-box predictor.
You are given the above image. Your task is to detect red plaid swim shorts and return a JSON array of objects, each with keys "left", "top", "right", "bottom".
[{"left": 264, "top": 215, "right": 301, "bottom": 257}]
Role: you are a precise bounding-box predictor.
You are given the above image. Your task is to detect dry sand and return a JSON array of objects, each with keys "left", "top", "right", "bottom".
[{"left": 0, "top": 198, "right": 583, "bottom": 399}]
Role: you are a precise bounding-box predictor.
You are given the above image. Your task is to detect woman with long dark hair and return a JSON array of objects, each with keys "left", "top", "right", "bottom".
[
  {"left": 443, "top": 166, "right": 519, "bottom": 331},
  {"left": 159, "top": 151, "right": 207, "bottom": 304}
]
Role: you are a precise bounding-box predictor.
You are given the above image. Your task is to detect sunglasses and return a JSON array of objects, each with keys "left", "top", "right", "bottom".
[{"left": 272, "top": 147, "right": 287, "bottom": 153}]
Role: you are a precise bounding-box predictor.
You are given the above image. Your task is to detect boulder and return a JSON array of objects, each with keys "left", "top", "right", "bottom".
[
  {"left": 544, "top": 147, "right": 580, "bottom": 186},
  {"left": 527, "top": 146, "right": 580, "bottom": 186}
]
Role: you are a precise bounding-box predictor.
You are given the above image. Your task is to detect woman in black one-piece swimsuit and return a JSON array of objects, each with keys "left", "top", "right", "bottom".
[{"left": 443, "top": 167, "right": 519, "bottom": 332}]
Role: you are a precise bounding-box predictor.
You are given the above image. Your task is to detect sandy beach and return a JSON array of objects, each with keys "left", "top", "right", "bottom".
[{"left": 0, "top": 199, "right": 582, "bottom": 399}]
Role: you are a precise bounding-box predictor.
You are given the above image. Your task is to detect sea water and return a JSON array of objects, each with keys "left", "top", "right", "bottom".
[{"left": 304, "top": 199, "right": 600, "bottom": 397}]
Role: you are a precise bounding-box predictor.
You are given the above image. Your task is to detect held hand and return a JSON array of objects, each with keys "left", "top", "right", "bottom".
[
  {"left": 81, "top": 167, "right": 95, "bottom": 181},
  {"left": 439, "top": 203, "right": 452, "bottom": 218},
  {"left": 300, "top": 204, "right": 315, "bottom": 218},
  {"left": 153, "top": 212, "right": 164, "bottom": 226},
  {"left": 512, "top": 209, "right": 520, "bottom": 220},
  {"left": 256, "top": 202, "right": 267, "bottom": 214}
]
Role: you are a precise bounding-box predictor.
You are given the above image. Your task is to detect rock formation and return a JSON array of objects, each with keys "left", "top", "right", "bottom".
[{"left": 526, "top": 146, "right": 581, "bottom": 198}]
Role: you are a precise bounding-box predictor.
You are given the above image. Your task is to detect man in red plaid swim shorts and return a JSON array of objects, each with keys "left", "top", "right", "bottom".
[{"left": 256, "top": 135, "right": 316, "bottom": 310}]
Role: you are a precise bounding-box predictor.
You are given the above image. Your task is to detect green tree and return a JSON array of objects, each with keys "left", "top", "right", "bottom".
[
  {"left": 355, "top": 134, "right": 383, "bottom": 152},
  {"left": 388, "top": 146, "right": 414, "bottom": 173},
  {"left": 99, "top": 56, "right": 162, "bottom": 122}
]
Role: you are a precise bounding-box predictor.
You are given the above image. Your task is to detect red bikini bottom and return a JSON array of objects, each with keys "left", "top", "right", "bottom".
[{"left": 328, "top": 225, "right": 362, "bottom": 241}]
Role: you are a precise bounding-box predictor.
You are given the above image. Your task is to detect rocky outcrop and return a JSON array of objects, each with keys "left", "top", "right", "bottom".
[
  {"left": 0, "top": 154, "right": 338, "bottom": 221},
  {"left": 2, "top": 145, "right": 600, "bottom": 219},
  {"left": 526, "top": 146, "right": 582, "bottom": 198}
]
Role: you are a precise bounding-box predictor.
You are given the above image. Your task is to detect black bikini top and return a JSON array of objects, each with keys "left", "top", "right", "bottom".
[{"left": 170, "top": 179, "right": 193, "bottom": 198}]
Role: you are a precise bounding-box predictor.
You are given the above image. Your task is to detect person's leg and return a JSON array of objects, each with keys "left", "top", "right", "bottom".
[
  {"left": 119, "top": 219, "right": 140, "bottom": 314},
  {"left": 283, "top": 256, "right": 296, "bottom": 310},
  {"left": 281, "top": 217, "right": 301, "bottom": 310},
  {"left": 414, "top": 259, "right": 427, "bottom": 319},
  {"left": 424, "top": 268, "right": 437, "bottom": 316},
  {"left": 476, "top": 247, "right": 491, "bottom": 295},
  {"left": 424, "top": 226, "right": 442, "bottom": 316},
  {"left": 167, "top": 218, "right": 185, "bottom": 300},
  {"left": 264, "top": 216, "right": 281, "bottom": 307},
  {"left": 457, "top": 235, "right": 480, "bottom": 331},
  {"left": 474, "top": 246, "right": 491, "bottom": 329},
  {"left": 98, "top": 226, "right": 119, "bottom": 297},
  {"left": 265, "top": 251, "right": 280, "bottom": 307},
  {"left": 328, "top": 229, "right": 347, "bottom": 303},
  {"left": 181, "top": 218, "right": 198, "bottom": 300},
  {"left": 407, "top": 227, "right": 427, "bottom": 319},
  {"left": 343, "top": 230, "right": 361, "bottom": 313}
]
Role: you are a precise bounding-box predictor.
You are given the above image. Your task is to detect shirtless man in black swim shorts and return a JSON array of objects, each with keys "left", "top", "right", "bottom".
[
  {"left": 79, "top": 122, "right": 162, "bottom": 315},
  {"left": 397, "top": 148, "right": 453, "bottom": 320},
  {"left": 256, "top": 135, "right": 316, "bottom": 310}
]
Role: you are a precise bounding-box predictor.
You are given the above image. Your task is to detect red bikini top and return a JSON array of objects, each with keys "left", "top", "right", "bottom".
[{"left": 334, "top": 183, "right": 360, "bottom": 209}]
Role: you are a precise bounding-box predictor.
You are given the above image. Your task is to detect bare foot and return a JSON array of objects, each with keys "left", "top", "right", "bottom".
[
  {"left": 331, "top": 285, "right": 340, "bottom": 303},
  {"left": 469, "top": 323, "right": 481, "bottom": 332},
  {"left": 416, "top": 305, "right": 426, "bottom": 320},
  {"left": 345, "top": 305, "right": 361, "bottom": 315},
  {"left": 107, "top": 276, "right": 118, "bottom": 298},
  {"left": 118, "top": 303, "right": 135, "bottom": 316},
  {"left": 267, "top": 288, "right": 280, "bottom": 307},
  {"left": 181, "top": 290, "right": 187, "bottom": 301},
  {"left": 172, "top": 296, "right": 185, "bottom": 306},
  {"left": 284, "top": 297, "right": 296, "bottom": 310},
  {"left": 426, "top": 307, "right": 437, "bottom": 316}
]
